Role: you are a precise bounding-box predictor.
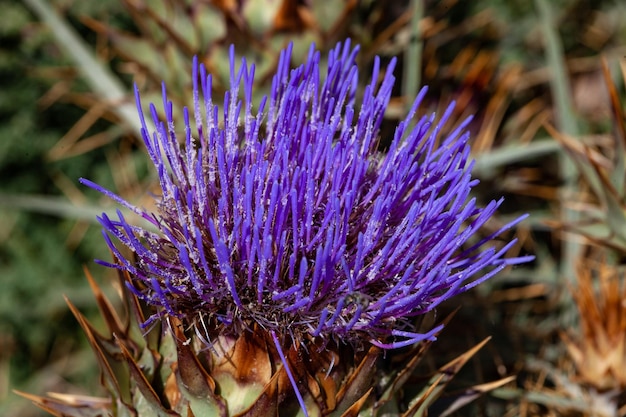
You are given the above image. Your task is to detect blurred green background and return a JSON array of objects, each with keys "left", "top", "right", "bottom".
[{"left": 2, "top": 0, "right": 626, "bottom": 415}]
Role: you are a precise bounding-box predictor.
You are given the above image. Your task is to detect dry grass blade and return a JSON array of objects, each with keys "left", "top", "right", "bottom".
[
  {"left": 543, "top": 55, "right": 626, "bottom": 252},
  {"left": 22, "top": 0, "right": 142, "bottom": 134},
  {"left": 46, "top": 102, "right": 108, "bottom": 161},
  {"left": 375, "top": 308, "right": 459, "bottom": 413},
  {"left": 431, "top": 375, "right": 516, "bottom": 417},
  {"left": 544, "top": 122, "right": 612, "bottom": 199},
  {"left": 473, "top": 65, "right": 523, "bottom": 153},
  {"left": 81, "top": 15, "right": 165, "bottom": 88},
  {"left": 404, "top": 337, "right": 492, "bottom": 416},
  {"left": 13, "top": 390, "right": 110, "bottom": 417}
]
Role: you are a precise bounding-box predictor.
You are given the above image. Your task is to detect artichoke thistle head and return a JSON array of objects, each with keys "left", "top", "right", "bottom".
[{"left": 81, "top": 40, "right": 531, "bottom": 412}]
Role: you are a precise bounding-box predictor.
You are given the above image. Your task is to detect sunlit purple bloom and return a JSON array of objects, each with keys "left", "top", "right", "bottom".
[{"left": 81, "top": 40, "right": 532, "bottom": 352}]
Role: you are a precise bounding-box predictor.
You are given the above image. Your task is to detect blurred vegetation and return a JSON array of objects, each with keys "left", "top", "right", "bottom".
[{"left": 2, "top": 0, "right": 626, "bottom": 416}]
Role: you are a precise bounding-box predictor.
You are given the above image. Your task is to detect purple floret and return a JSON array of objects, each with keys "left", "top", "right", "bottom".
[{"left": 81, "top": 40, "right": 532, "bottom": 350}]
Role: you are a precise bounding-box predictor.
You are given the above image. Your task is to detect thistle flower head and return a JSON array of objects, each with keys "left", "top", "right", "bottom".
[{"left": 82, "top": 40, "right": 531, "bottom": 350}]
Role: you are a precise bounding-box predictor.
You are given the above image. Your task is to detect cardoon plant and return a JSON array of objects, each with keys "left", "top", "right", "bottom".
[{"left": 27, "top": 40, "right": 532, "bottom": 416}]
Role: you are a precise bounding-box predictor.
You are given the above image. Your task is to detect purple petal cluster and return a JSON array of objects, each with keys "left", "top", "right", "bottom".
[{"left": 82, "top": 40, "right": 531, "bottom": 349}]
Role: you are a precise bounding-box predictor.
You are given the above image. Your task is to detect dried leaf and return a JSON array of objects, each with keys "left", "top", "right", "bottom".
[
  {"left": 14, "top": 390, "right": 111, "bottom": 417},
  {"left": 430, "top": 375, "right": 516, "bottom": 416},
  {"left": 403, "top": 337, "right": 491, "bottom": 416}
]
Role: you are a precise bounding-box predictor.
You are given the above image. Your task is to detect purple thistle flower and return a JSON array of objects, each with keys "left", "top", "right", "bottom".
[{"left": 81, "top": 40, "right": 532, "bottom": 352}]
